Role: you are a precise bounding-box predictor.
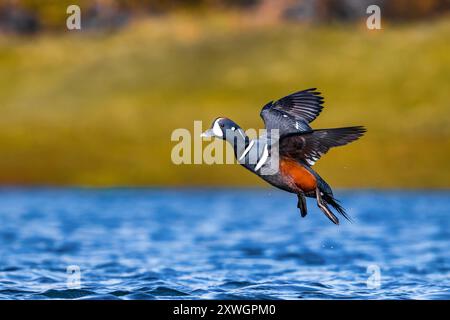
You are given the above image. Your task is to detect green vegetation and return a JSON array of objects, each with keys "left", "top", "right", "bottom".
[{"left": 0, "top": 15, "right": 449, "bottom": 187}]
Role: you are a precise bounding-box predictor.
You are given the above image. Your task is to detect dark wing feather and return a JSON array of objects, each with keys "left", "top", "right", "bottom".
[
  {"left": 273, "top": 88, "right": 324, "bottom": 122},
  {"left": 260, "top": 88, "right": 325, "bottom": 137},
  {"left": 261, "top": 88, "right": 324, "bottom": 123},
  {"left": 280, "top": 126, "right": 366, "bottom": 166}
]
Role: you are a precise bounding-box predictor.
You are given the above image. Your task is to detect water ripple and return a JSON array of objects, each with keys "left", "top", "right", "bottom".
[{"left": 0, "top": 188, "right": 449, "bottom": 299}]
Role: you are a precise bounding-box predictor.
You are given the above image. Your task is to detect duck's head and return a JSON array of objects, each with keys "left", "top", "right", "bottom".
[{"left": 201, "top": 117, "right": 246, "bottom": 142}]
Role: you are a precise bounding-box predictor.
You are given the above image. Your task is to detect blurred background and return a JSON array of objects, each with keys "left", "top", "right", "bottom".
[{"left": 0, "top": 0, "right": 449, "bottom": 188}]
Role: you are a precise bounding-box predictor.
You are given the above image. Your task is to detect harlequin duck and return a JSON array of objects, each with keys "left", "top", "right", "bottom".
[{"left": 201, "top": 88, "right": 365, "bottom": 224}]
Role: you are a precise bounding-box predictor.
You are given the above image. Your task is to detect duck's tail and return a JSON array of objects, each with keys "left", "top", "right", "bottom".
[
  {"left": 322, "top": 193, "right": 352, "bottom": 222},
  {"left": 307, "top": 166, "right": 353, "bottom": 224}
]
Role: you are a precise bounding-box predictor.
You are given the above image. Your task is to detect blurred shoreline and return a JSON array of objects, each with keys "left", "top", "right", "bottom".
[
  {"left": 1, "top": 0, "right": 449, "bottom": 35},
  {"left": 0, "top": 4, "right": 449, "bottom": 188}
]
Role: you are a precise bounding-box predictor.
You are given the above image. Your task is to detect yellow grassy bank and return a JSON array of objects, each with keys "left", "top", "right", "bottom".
[{"left": 0, "top": 14, "right": 449, "bottom": 187}]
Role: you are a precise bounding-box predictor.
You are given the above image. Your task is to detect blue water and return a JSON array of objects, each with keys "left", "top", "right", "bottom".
[{"left": 0, "top": 188, "right": 449, "bottom": 300}]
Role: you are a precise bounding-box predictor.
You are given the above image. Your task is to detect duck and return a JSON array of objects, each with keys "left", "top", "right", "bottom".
[{"left": 201, "top": 88, "right": 366, "bottom": 224}]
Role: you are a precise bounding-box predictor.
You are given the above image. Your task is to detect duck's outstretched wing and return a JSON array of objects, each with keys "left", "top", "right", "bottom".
[
  {"left": 260, "top": 88, "right": 325, "bottom": 137},
  {"left": 279, "top": 126, "right": 366, "bottom": 166}
]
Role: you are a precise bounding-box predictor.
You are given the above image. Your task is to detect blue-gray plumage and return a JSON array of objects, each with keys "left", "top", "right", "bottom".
[{"left": 201, "top": 88, "right": 366, "bottom": 225}]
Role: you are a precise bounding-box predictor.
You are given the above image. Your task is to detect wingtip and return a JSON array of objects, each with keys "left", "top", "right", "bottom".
[
  {"left": 357, "top": 125, "right": 367, "bottom": 132},
  {"left": 306, "top": 88, "right": 322, "bottom": 96},
  {"left": 357, "top": 126, "right": 367, "bottom": 137}
]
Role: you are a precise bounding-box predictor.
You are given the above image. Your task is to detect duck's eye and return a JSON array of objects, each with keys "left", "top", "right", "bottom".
[{"left": 220, "top": 123, "right": 225, "bottom": 128}]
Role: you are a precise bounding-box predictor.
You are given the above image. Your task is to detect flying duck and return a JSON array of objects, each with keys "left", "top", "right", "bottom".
[{"left": 201, "top": 88, "right": 365, "bottom": 224}]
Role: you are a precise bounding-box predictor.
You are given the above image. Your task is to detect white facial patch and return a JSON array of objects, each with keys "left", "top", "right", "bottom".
[{"left": 212, "top": 119, "right": 223, "bottom": 137}]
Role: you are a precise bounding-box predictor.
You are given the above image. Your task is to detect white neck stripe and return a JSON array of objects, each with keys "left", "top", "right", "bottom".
[
  {"left": 255, "top": 144, "right": 269, "bottom": 171},
  {"left": 238, "top": 140, "right": 255, "bottom": 161}
]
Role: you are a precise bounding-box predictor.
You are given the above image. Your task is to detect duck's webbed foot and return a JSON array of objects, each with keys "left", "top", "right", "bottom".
[
  {"left": 316, "top": 188, "right": 339, "bottom": 225},
  {"left": 297, "top": 193, "right": 307, "bottom": 217}
]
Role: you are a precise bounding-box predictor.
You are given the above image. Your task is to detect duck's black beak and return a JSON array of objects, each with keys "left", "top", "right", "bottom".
[{"left": 200, "top": 128, "right": 214, "bottom": 138}]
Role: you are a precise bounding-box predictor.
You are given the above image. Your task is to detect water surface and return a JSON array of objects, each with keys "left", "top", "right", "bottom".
[{"left": 0, "top": 188, "right": 449, "bottom": 299}]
